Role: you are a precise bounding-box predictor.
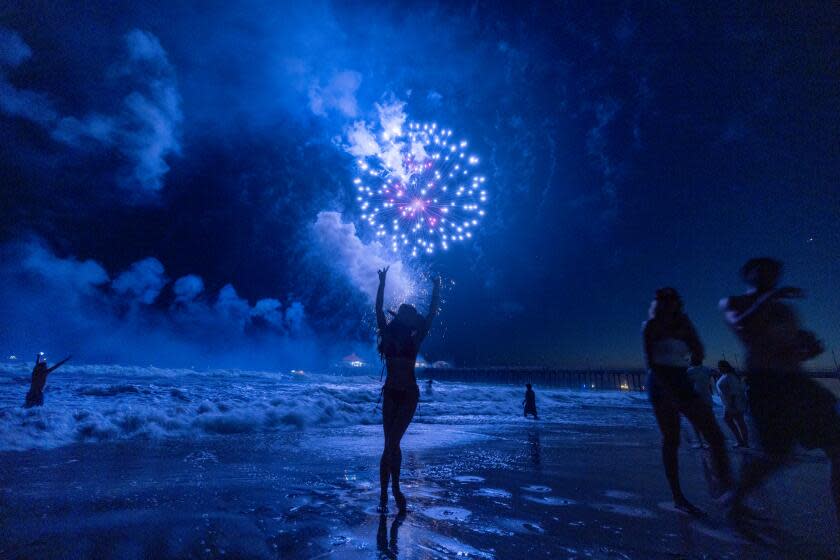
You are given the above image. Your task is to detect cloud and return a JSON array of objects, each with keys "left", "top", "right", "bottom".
[
  {"left": 311, "top": 210, "right": 413, "bottom": 305},
  {"left": 0, "top": 239, "right": 319, "bottom": 368},
  {"left": 172, "top": 274, "right": 204, "bottom": 304},
  {"left": 0, "top": 26, "right": 31, "bottom": 66},
  {"left": 0, "top": 27, "right": 58, "bottom": 125},
  {"left": 20, "top": 239, "right": 109, "bottom": 297},
  {"left": 285, "top": 301, "right": 306, "bottom": 334},
  {"left": 343, "top": 98, "right": 419, "bottom": 183},
  {"left": 308, "top": 70, "right": 362, "bottom": 118},
  {"left": 214, "top": 284, "right": 251, "bottom": 330},
  {"left": 0, "top": 26, "right": 182, "bottom": 196},
  {"left": 345, "top": 121, "right": 379, "bottom": 157},
  {"left": 376, "top": 99, "right": 407, "bottom": 135},
  {"left": 112, "top": 257, "right": 167, "bottom": 304},
  {"left": 426, "top": 90, "right": 443, "bottom": 105},
  {"left": 251, "top": 298, "right": 284, "bottom": 330},
  {"left": 55, "top": 29, "right": 182, "bottom": 194},
  {"left": 52, "top": 113, "right": 116, "bottom": 145},
  {"left": 124, "top": 28, "right": 168, "bottom": 63},
  {"left": 586, "top": 97, "right": 621, "bottom": 208}
]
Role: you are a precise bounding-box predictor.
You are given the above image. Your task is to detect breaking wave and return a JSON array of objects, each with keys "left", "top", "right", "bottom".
[{"left": 0, "top": 363, "right": 649, "bottom": 451}]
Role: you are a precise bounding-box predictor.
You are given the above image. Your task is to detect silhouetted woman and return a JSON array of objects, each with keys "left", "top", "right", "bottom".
[
  {"left": 376, "top": 266, "right": 440, "bottom": 512},
  {"left": 25, "top": 353, "right": 71, "bottom": 408},
  {"left": 643, "top": 288, "right": 731, "bottom": 513}
]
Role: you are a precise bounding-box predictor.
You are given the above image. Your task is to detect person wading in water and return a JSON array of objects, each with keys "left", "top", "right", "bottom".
[{"left": 24, "top": 353, "right": 71, "bottom": 408}]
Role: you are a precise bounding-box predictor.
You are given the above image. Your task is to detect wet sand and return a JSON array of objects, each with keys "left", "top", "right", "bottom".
[{"left": 1, "top": 405, "right": 837, "bottom": 558}]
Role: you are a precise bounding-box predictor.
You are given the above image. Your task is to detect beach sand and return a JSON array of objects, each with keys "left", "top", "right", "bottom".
[{"left": 2, "top": 405, "right": 837, "bottom": 559}]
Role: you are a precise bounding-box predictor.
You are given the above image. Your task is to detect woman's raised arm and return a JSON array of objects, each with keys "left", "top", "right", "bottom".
[
  {"left": 376, "top": 266, "right": 389, "bottom": 331},
  {"left": 424, "top": 276, "right": 441, "bottom": 331}
]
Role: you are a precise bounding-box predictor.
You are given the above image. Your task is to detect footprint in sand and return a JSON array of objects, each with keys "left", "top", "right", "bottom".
[
  {"left": 691, "top": 522, "right": 751, "bottom": 545},
  {"left": 521, "top": 485, "right": 552, "bottom": 493},
  {"left": 497, "top": 518, "right": 545, "bottom": 534},
  {"left": 603, "top": 490, "right": 637, "bottom": 500},
  {"left": 474, "top": 488, "right": 512, "bottom": 499},
  {"left": 591, "top": 503, "right": 656, "bottom": 519},
  {"left": 421, "top": 506, "right": 472, "bottom": 522},
  {"left": 453, "top": 475, "right": 485, "bottom": 483},
  {"left": 522, "top": 495, "right": 576, "bottom": 506}
]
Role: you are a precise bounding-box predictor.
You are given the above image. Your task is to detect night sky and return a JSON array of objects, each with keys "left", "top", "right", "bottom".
[{"left": 1, "top": 2, "right": 838, "bottom": 369}]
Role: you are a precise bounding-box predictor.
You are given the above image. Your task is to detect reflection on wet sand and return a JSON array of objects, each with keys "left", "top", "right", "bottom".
[
  {"left": 377, "top": 513, "right": 406, "bottom": 559},
  {"left": 528, "top": 430, "right": 541, "bottom": 467}
]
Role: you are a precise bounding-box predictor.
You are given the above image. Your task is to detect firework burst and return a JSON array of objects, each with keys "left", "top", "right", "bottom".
[{"left": 353, "top": 121, "right": 487, "bottom": 257}]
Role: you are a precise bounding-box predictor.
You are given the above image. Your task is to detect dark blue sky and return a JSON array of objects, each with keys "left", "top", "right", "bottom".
[{"left": 1, "top": 1, "right": 838, "bottom": 369}]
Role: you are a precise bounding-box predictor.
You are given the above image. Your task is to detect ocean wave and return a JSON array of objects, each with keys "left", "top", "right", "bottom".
[{"left": 0, "top": 364, "right": 648, "bottom": 451}]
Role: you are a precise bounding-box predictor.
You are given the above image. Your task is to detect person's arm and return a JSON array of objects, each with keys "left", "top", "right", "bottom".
[
  {"left": 423, "top": 276, "right": 442, "bottom": 332},
  {"left": 683, "top": 316, "right": 705, "bottom": 366},
  {"left": 46, "top": 355, "right": 71, "bottom": 374},
  {"left": 376, "top": 266, "right": 389, "bottom": 331},
  {"left": 720, "top": 287, "right": 803, "bottom": 327}
]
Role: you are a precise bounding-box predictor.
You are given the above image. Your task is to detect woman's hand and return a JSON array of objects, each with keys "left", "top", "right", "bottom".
[{"left": 378, "top": 266, "right": 389, "bottom": 284}]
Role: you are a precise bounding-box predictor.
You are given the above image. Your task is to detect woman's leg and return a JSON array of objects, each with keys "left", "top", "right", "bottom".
[
  {"left": 380, "top": 394, "right": 398, "bottom": 508},
  {"left": 723, "top": 411, "right": 744, "bottom": 446},
  {"left": 734, "top": 414, "right": 749, "bottom": 446},
  {"left": 385, "top": 391, "right": 419, "bottom": 511},
  {"left": 682, "top": 399, "right": 732, "bottom": 495},
  {"left": 651, "top": 388, "right": 686, "bottom": 504},
  {"left": 727, "top": 376, "right": 792, "bottom": 518}
]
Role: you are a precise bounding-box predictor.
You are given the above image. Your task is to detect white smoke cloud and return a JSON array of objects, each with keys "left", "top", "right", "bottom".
[
  {"left": 251, "top": 298, "right": 284, "bottom": 330},
  {"left": 345, "top": 121, "right": 379, "bottom": 158},
  {"left": 172, "top": 274, "right": 204, "bottom": 304},
  {"left": 112, "top": 257, "right": 167, "bottom": 304},
  {"left": 20, "top": 240, "right": 109, "bottom": 297},
  {"left": 0, "top": 26, "right": 182, "bottom": 196},
  {"left": 0, "top": 27, "right": 58, "bottom": 125},
  {"left": 343, "top": 98, "right": 419, "bottom": 183},
  {"left": 214, "top": 284, "right": 252, "bottom": 330},
  {"left": 284, "top": 301, "right": 306, "bottom": 334},
  {"left": 311, "top": 211, "right": 413, "bottom": 305},
  {"left": 308, "top": 70, "right": 362, "bottom": 118},
  {"left": 52, "top": 113, "right": 116, "bottom": 145},
  {"left": 55, "top": 29, "right": 183, "bottom": 193},
  {"left": 0, "top": 26, "right": 31, "bottom": 66},
  {"left": 376, "top": 99, "right": 406, "bottom": 136},
  {"left": 0, "top": 239, "right": 315, "bottom": 368}
]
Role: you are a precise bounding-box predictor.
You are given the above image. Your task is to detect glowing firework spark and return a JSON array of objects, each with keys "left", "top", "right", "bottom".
[{"left": 353, "top": 121, "right": 487, "bottom": 257}]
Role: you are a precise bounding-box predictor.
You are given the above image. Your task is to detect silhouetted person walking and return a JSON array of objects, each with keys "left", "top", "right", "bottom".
[
  {"left": 24, "top": 353, "right": 71, "bottom": 408},
  {"left": 376, "top": 266, "right": 440, "bottom": 513},
  {"left": 716, "top": 360, "right": 749, "bottom": 448},
  {"left": 523, "top": 384, "right": 538, "bottom": 419},
  {"left": 643, "top": 287, "right": 731, "bottom": 514},
  {"left": 720, "top": 258, "right": 839, "bottom": 531}
]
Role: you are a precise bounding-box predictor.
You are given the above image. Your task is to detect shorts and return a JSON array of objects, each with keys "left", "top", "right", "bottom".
[
  {"left": 747, "top": 371, "right": 840, "bottom": 452},
  {"left": 647, "top": 365, "right": 698, "bottom": 407}
]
